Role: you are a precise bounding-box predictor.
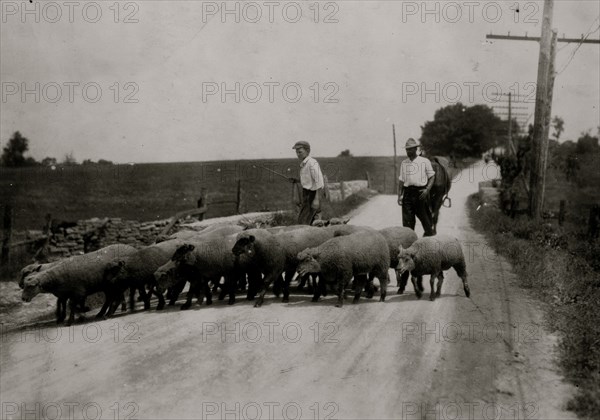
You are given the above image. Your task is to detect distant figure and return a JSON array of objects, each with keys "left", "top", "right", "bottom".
[
  {"left": 292, "top": 141, "right": 324, "bottom": 225},
  {"left": 397, "top": 138, "right": 435, "bottom": 237}
]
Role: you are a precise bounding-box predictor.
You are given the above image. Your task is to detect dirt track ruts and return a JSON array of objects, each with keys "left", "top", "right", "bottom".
[{"left": 0, "top": 161, "right": 576, "bottom": 420}]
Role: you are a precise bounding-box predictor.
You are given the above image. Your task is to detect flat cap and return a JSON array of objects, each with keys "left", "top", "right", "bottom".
[
  {"left": 292, "top": 141, "right": 311, "bottom": 150},
  {"left": 404, "top": 138, "right": 419, "bottom": 149}
]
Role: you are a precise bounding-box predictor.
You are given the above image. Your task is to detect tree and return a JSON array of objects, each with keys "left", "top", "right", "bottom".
[
  {"left": 576, "top": 132, "right": 599, "bottom": 154},
  {"left": 1, "top": 131, "right": 31, "bottom": 167},
  {"left": 62, "top": 152, "right": 78, "bottom": 165},
  {"left": 551, "top": 116, "right": 564, "bottom": 142},
  {"left": 338, "top": 149, "right": 353, "bottom": 158},
  {"left": 41, "top": 157, "right": 57, "bottom": 166},
  {"left": 419, "top": 103, "right": 503, "bottom": 158}
]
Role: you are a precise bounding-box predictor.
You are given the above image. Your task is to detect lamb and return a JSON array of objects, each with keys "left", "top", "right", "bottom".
[
  {"left": 232, "top": 226, "right": 336, "bottom": 306},
  {"left": 396, "top": 235, "right": 470, "bottom": 301},
  {"left": 21, "top": 244, "right": 138, "bottom": 325},
  {"left": 377, "top": 226, "right": 418, "bottom": 295},
  {"left": 296, "top": 230, "right": 390, "bottom": 307}
]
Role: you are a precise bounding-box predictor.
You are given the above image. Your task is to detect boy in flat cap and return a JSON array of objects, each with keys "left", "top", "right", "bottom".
[
  {"left": 397, "top": 138, "right": 435, "bottom": 236},
  {"left": 292, "top": 141, "right": 324, "bottom": 225}
]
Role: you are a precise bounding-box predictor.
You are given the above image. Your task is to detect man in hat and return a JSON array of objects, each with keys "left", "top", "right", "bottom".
[
  {"left": 397, "top": 138, "right": 436, "bottom": 236},
  {"left": 292, "top": 141, "right": 324, "bottom": 225}
]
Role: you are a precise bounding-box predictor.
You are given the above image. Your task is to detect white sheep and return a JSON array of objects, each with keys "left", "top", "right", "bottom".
[
  {"left": 396, "top": 235, "right": 470, "bottom": 301},
  {"left": 21, "top": 244, "right": 138, "bottom": 325},
  {"left": 377, "top": 226, "right": 418, "bottom": 295},
  {"left": 296, "top": 230, "right": 390, "bottom": 307}
]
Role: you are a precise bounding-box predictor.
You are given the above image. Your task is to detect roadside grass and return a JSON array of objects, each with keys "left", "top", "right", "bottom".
[{"left": 467, "top": 193, "right": 600, "bottom": 419}]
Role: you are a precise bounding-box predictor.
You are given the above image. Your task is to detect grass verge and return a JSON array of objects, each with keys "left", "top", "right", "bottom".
[{"left": 467, "top": 193, "right": 600, "bottom": 419}]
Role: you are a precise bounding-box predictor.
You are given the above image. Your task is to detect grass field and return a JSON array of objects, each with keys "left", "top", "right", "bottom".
[{"left": 0, "top": 156, "right": 404, "bottom": 232}]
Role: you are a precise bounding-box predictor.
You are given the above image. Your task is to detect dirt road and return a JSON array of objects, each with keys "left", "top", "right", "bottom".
[{"left": 0, "top": 161, "right": 576, "bottom": 420}]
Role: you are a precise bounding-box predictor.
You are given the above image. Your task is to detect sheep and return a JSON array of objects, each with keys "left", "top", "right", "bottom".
[
  {"left": 232, "top": 226, "right": 337, "bottom": 307},
  {"left": 396, "top": 235, "right": 470, "bottom": 301},
  {"left": 296, "top": 230, "right": 390, "bottom": 307},
  {"left": 101, "top": 238, "right": 191, "bottom": 316},
  {"left": 377, "top": 226, "right": 418, "bottom": 295},
  {"left": 19, "top": 261, "right": 94, "bottom": 323},
  {"left": 155, "top": 224, "right": 243, "bottom": 244},
  {"left": 154, "top": 232, "right": 260, "bottom": 309},
  {"left": 21, "top": 244, "right": 138, "bottom": 325}
]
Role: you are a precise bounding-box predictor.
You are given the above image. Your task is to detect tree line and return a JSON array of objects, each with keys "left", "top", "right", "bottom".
[{"left": 1, "top": 131, "right": 113, "bottom": 167}]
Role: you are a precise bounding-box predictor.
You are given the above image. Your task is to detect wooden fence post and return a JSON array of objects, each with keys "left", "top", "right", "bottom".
[
  {"left": 365, "top": 171, "right": 371, "bottom": 188},
  {"left": 236, "top": 179, "right": 242, "bottom": 214},
  {"left": 197, "top": 188, "right": 208, "bottom": 221},
  {"left": 2, "top": 205, "right": 13, "bottom": 266},
  {"left": 558, "top": 200, "right": 565, "bottom": 226},
  {"left": 588, "top": 204, "right": 600, "bottom": 239},
  {"left": 340, "top": 181, "right": 346, "bottom": 200}
]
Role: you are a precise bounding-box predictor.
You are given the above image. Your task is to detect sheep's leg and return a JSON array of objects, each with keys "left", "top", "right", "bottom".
[
  {"left": 167, "top": 279, "right": 186, "bottom": 307},
  {"left": 397, "top": 270, "right": 409, "bottom": 294},
  {"left": 56, "top": 298, "right": 66, "bottom": 323},
  {"left": 435, "top": 272, "right": 444, "bottom": 297},
  {"left": 365, "top": 273, "right": 375, "bottom": 299},
  {"left": 181, "top": 281, "right": 199, "bottom": 310},
  {"left": 66, "top": 299, "right": 77, "bottom": 326},
  {"left": 224, "top": 274, "right": 237, "bottom": 305},
  {"left": 311, "top": 275, "right": 322, "bottom": 302},
  {"left": 454, "top": 263, "right": 470, "bottom": 298},
  {"left": 282, "top": 268, "right": 296, "bottom": 303},
  {"left": 297, "top": 273, "right": 308, "bottom": 291},
  {"left": 412, "top": 275, "right": 423, "bottom": 299},
  {"left": 429, "top": 272, "right": 440, "bottom": 301},
  {"left": 128, "top": 286, "right": 136, "bottom": 311},
  {"left": 96, "top": 292, "right": 113, "bottom": 319},
  {"left": 246, "top": 270, "right": 261, "bottom": 300},
  {"left": 255, "top": 273, "right": 280, "bottom": 308},
  {"left": 137, "top": 285, "right": 151, "bottom": 310},
  {"left": 335, "top": 272, "right": 351, "bottom": 308},
  {"left": 379, "top": 271, "right": 389, "bottom": 302},
  {"left": 353, "top": 274, "right": 367, "bottom": 304},
  {"left": 272, "top": 274, "right": 284, "bottom": 297},
  {"left": 203, "top": 281, "right": 213, "bottom": 306}
]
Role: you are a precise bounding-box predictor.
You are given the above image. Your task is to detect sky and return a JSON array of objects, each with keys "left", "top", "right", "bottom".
[{"left": 1, "top": 0, "right": 599, "bottom": 163}]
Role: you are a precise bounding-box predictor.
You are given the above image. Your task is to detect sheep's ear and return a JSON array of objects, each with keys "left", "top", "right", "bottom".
[
  {"left": 118, "top": 260, "right": 126, "bottom": 267},
  {"left": 184, "top": 243, "right": 195, "bottom": 252},
  {"left": 248, "top": 235, "right": 255, "bottom": 243},
  {"left": 34, "top": 264, "right": 43, "bottom": 272},
  {"left": 397, "top": 245, "right": 405, "bottom": 254}
]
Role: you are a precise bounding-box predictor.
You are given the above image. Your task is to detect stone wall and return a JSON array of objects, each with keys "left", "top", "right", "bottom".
[{"left": 326, "top": 180, "right": 369, "bottom": 202}]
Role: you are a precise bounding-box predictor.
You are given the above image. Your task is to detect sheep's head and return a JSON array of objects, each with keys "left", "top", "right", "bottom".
[
  {"left": 21, "top": 271, "right": 45, "bottom": 302},
  {"left": 396, "top": 245, "right": 416, "bottom": 274},
  {"left": 154, "top": 260, "right": 178, "bottom": 290},
  {"left": 232, "top": 234, "right": 255, "bottom": 257},
  {"left": 19, "top": 263, "right": 43, "bottom": 289},
  {"left": 296, "top": 249, "right": 321, "bottom": 277},
  {"left": 103, "top": 260, "right": 127, "bottom": 284}
]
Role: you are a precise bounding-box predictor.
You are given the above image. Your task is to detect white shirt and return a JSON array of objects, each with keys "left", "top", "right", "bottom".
[
  {"left": 299, "top": 156, "right": 325, "bottom": 190},
  {"left": 399, "top": 156, "right": 435, "bottom": 187}
]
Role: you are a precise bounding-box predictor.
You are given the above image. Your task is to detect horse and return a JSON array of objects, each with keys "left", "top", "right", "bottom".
[{"left": 429, "top": 156, "right": 452, "bottom": 235}]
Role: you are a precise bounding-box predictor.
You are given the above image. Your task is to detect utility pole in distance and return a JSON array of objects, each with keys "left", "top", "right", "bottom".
[{"left": 393, "top": 124, "right": 398, "bottom": 194}]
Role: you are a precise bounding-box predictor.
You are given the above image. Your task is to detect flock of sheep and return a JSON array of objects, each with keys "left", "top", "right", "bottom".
[{"left": 19, "top": 221, "right": 470, "bottom": 326}]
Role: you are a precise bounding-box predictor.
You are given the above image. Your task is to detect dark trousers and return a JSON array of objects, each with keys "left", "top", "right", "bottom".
[
  {"left": 298, "top": 188, "right": 320, "bottom": 225},
  {"left": 402, "top": 187, "right": 434, "bottom": 236}
]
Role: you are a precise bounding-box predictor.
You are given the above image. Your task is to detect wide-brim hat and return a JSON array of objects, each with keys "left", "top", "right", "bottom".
[
  {"left": 405, "top": 138, "right": 419, "bottom": 149},
  {"left": 292, "top": 141, "right": 311, "bottom": 150}
]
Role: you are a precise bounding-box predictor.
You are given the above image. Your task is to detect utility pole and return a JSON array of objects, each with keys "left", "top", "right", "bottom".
[
  {"left": 486, "top": 0, "right": 600, "bottom": 220},
  {"left": 508, "top": 92, "right": 513, "bottom": 154},
  {"left": 393, "top": 124, "right": 398, "bottom": 194},
  {"left": 529, "top": 0, "right": 555, "bottom": 220}
]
